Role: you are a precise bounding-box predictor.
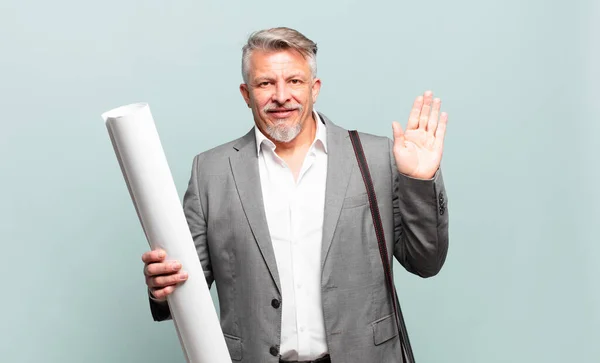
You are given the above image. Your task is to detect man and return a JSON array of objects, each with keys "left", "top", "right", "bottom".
[{"left": 142, "top": 27, "right": 449, "bottom": 363}]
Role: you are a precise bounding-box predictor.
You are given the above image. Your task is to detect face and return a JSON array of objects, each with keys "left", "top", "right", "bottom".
[{"left": 240, "top": 49, "right": 321, "bottom": 143}]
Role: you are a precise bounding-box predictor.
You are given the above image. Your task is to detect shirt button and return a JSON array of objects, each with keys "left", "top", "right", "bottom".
[
  {"left": 269, "top": 345, "right": 279, "bottom": 356},
  {"left": 299, "top": 326, "right": 305, "bottom": 332},
  {"left": 271, "top": 298, "right": 281, "bottom": 309}
]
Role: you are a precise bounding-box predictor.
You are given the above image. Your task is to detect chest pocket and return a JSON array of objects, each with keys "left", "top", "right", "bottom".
[{"left": 342, "top": 193, "right": 369, "bottom": 209}]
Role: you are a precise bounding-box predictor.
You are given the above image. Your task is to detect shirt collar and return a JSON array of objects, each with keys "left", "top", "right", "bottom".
[{"left": 254, "top": 110, "right": 328, "bottom": 156}]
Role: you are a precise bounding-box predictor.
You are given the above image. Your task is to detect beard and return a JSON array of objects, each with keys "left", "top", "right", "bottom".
[{"left": 263, "top": 103, "right": 304, "bottom": 143}]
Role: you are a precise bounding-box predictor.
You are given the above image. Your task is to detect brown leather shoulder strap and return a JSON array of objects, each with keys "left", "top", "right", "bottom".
[{"left": 348, "top": 130, "right": 415, "bottom": 363}]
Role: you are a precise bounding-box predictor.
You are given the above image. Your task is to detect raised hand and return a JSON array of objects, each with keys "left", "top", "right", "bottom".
[{"left": 392, "top": 90, "right": 448, "bottom": 179}]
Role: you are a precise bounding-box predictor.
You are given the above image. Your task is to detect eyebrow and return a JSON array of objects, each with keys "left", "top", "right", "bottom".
[
  {"left": 256, "top": 74, "right": 306, "bottom": 82},
  {"left": 250, "top": 76, "right": 273, "bottom": 84}
]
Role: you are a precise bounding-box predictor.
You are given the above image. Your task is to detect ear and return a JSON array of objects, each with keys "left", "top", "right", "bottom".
[
  {"left": 239, "top": 83, "right": 251, "bottom": 108},
  {"left": 311, "top": 78, "right": 322, "bottom": 104}
]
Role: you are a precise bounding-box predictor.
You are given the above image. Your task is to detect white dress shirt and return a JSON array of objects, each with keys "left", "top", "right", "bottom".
[{"left": 255, "top": 112, "right": 329, "bottom": 361}]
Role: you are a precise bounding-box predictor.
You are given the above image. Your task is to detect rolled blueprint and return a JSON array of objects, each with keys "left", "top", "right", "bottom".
[{"left": 102, "top": 103, "right": 231, "bottom": 363}]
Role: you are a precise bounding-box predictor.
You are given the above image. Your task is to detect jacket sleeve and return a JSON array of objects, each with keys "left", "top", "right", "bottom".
[
  {"left": 149, "top": 154, "right": 215, "bottom": 321},
  {"left": 389, "top": 139, "right": 449, "bottom": 277}
]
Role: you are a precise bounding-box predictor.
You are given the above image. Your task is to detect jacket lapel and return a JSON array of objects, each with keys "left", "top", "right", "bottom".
[
  {"left": 229, "top": 130, "right": 281, "bottom": 294},
  {"left": 228, "top": 114, "right": 354, "bottom": 291},
  {"left": 319, "top": 113, "right": 355, "bottom": 269}
]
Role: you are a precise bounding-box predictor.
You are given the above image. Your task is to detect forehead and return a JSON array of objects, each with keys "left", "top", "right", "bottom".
[{"left": 248, "top": 49, "right": 310, "bottom": 77}]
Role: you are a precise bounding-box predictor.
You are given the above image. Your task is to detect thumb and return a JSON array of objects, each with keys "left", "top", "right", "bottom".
[{"left": 392, "top": 121, "right": 405, "bottom": 147}]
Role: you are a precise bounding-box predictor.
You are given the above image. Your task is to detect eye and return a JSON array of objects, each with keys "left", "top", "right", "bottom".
[
  {"left": 259, "top": 81, "right": 270, "bottom": 87},
  {"left": 290, "top": 79, "right": 302, "bottom": 85}
]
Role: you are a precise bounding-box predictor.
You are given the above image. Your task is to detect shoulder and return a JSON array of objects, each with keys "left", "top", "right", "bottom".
[
  {"left": 190, "top": 128, "right": 254, "bottom": 175},
  {"left": 354, "top": 131, "right": 392, "bottom": 150},
  {"left": 351, "top": 131, "right": 393, "bottom": 173},
  {"left": 320, "top": 113, "right": 393, "bottom": 176},
  {"left": 319, "top": 111, "right": 392, "bottom": 151}
]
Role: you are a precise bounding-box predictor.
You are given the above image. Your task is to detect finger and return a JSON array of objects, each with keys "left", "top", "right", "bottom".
[
  {"left": 427, "top": 98, "right": 441, "bottom": 136},
  {"left": 141, "top": 249, "right": 166, "bottom": 264},
  {"left": 418, "top": 90, "right": 433, "bottom": 129},
  {"left": 392, "top": 121, "right": 405, "bottom": 147},
  {"left": 152, "top": 285, "right": 176, "bottom": 300},
  {"left": 145, "top": 261, "right": 182, "bottom": 277},
  {"left": 406, "top": 95, "right": 424, "bottom": 130},
  {"left": 147, "top": 271, "right": 188, "bottom": 288},
  {"left": 433, "top": 112, "right": 448, "bottom": 150}
]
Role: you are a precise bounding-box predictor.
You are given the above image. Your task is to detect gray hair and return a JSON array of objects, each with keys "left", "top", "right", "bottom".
[{"left": 241, "top": 27, "right": 318, "bottom": 84}]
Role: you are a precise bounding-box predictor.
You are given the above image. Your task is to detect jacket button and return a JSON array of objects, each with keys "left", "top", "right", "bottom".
[
  {"left": 269, "top": 345, "right": 279, "bottom": 356},
  {"left": 271, "top": 299, "right": 281, "bottom": 309}
]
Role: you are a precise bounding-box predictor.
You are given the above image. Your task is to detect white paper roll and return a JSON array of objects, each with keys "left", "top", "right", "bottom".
[{"left": 102, "top": 103, "right": 232, "bottom": 363}]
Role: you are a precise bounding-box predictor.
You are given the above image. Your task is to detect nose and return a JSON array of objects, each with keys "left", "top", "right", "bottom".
[{"left": 272, "top": 80, "right": 291, "bottom": 105}]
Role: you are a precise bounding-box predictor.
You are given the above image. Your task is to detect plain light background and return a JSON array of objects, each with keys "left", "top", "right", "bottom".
[{"left": 1, "top": 0, "right": 598, "bottom": 362}]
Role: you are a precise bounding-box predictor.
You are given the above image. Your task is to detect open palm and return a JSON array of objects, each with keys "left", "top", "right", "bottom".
[{"left": 392, "top": 90, "right": 448, "bottom": 179}]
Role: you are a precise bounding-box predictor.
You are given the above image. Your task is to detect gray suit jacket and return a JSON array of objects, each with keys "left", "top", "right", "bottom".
[{"left": 150, "top": 114, "right": 449, "bottom": 363}]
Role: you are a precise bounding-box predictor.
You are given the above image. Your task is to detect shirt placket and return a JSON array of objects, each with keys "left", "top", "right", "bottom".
[
  {"left": 291, "top": 150, "right": 316, "bottom": 358},
  {"left": 269, "top": 149, "right": 301, "bottom": 356}
]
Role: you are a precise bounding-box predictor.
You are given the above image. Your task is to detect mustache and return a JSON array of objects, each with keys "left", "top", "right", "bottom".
[{"left": 263, "top": 103, "right": 303, "bottom": 113}]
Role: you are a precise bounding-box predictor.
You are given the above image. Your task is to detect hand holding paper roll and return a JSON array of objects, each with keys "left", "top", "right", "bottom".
[{"left": 142, "top": 248, "right": 188, "bottom": 301}]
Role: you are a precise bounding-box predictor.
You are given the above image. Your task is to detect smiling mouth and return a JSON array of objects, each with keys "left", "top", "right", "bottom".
[{"left": 267, "top": 109, "right": 297, "bottom": 119}]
